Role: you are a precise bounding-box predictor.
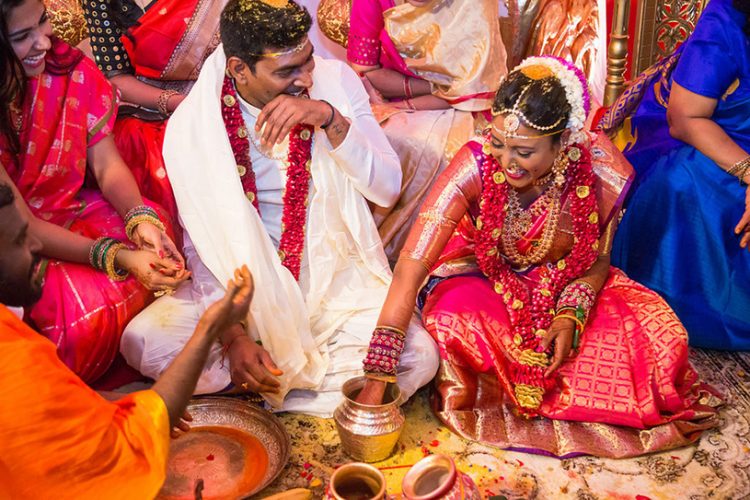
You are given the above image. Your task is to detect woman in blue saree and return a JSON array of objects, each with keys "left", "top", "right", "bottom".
[{"left": 601, "top": 0, "right": 750, "bottom": 350}]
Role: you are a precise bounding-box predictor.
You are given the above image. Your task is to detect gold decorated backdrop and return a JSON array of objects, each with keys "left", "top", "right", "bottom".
[{"left": 47, "top": 0, "right": 88, "bottom": 46}]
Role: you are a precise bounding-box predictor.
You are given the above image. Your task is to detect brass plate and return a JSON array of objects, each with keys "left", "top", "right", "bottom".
[{"left": 158, "top": 397, "right": 290, "bottom": 499}]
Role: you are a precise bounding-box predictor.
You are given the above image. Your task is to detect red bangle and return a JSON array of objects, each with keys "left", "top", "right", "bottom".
[{"left": 403, "top": 76, "right": 413, "bottom": 99}]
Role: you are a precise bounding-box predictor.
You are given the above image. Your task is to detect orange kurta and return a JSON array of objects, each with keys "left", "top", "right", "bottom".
[{"left": 0, "top": 305, "right": 170, "bottom": 498}]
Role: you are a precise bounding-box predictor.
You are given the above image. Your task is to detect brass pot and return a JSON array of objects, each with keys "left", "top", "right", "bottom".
[
  {"left": 325, "top": 462, "right": 387, "bottom": 500},
  {"left": 333, "top": 376, "right": 405, "bottom": 463},
  {"left": 402, "top": 454, "right": 481, "bottom": 500}
]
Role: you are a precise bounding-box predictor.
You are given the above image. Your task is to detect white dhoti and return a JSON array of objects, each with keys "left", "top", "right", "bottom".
[{"left": 122, "top": 286, "right": 438, "bottom": 417}]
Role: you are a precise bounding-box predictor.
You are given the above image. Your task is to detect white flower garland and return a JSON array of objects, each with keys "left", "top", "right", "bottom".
[{"left": 514, "top": 56, "right": 591, "bottom": 142}]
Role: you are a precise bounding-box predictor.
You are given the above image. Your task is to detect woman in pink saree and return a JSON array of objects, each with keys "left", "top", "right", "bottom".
[
  {"left": 346, "top": 0, "right": 507, "bottom": 261},
  {"left": 357, "top": 57, "right": 720, "bottom": 458},
  {"left": 0, "top": 0, "right": 186, "bottom": 383}
]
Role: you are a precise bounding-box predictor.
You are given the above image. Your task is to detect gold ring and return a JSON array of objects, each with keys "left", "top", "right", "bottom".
[{"left": 241, "top": 382, "right": 250, "bottom": 390}]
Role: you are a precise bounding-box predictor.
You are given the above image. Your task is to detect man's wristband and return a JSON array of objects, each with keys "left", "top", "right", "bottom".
[{"left": 320, "top": 100, "right": 336, "bottom": 129}]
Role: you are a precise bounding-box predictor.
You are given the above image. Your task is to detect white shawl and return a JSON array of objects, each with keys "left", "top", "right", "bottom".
[{"left": 163, "top": 48, "right": 395, "bottom": 407}]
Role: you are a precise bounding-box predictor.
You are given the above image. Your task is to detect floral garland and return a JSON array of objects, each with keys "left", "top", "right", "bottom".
[
  {"left": 221, "top": 75, "right": 313, "bottom": 280},
  {"left": 474, "top": 132, "right": 599, "bottom": 416},
  {"left": 515, "top": 56, "right": 591, "bottom": 142}
]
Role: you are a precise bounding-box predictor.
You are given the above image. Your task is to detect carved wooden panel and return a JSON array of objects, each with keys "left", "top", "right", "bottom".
[{"left": 632, "top": 0, "right": 709, "bottom": 75}]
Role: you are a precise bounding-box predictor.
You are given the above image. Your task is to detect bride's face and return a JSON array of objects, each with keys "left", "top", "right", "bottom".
[
  {"left": 489, "top": 114, "right": 563, "bottom": 192},
  {"left": 5, "top": 0, "right": 52, "bottom": 78}
]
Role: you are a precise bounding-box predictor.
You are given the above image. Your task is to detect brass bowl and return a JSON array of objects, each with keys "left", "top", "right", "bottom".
[{"left": 158, "top": 397, "right": 290, "bottom": 499}]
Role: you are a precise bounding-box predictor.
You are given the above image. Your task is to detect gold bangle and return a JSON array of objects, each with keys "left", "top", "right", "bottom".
[
  {"left": 364, "top": 372, "right": 398, "bottom": 384},
  {"left": 104, "top": 242, "right": 129, "bottom": 281},
  {"left": 554, "top": 314, "right": 584, "bottom": 331},
  {"left": 727, "top": 155, "right": 750, "bottom": 176},
  {"left": 125, "top": 214, "right": 166, "bottom": 242},
  {"left": 157, "top": 89, "right": 179, "bottom": 116},
  {"left": 375, "top": 325, "right": 407, "bottom": 337}
]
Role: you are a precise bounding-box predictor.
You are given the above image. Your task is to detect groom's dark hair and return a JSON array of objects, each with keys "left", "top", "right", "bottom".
[{"left": 220, "top": 0, "right": 312, "bottom": 72}]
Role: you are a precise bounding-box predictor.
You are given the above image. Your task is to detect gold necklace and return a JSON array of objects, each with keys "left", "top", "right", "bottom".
[{"left": 501, "top": 184, "right": 562, "bottom": 268}]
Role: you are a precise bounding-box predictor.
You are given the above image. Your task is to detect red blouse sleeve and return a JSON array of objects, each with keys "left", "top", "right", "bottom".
[{"left": 400, "top": 142, "right": 483, "bottom": 271}]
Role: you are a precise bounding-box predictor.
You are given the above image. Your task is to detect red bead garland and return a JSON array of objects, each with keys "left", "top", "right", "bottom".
[
  {"left": 474, "top": 132, "right": 599, "bottom": 415},
  {"left": 220, "top": 75, "right": 313, "bottom": 280}
]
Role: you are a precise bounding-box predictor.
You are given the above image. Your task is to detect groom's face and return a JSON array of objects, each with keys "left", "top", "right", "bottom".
[{"left": 229, "top": 41, "right": 315, "bottom": 109}]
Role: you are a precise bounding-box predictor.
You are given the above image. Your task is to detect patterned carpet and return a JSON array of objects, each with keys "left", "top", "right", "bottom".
[{"left": 258, "top": 349, "right": 750, "bottom": 499}]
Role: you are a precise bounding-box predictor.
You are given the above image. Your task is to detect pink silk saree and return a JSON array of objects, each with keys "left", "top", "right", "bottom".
[
  {"left": 404, "top": 133, "right": 720, "bottom": 457},
  {"left": 0, "top": 41, "right": 169, "bottom": 383}
]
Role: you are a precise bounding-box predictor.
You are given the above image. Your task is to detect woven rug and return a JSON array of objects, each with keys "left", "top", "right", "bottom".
[{"left": 259, "top": 349, "right": 750, "bottom": 499}]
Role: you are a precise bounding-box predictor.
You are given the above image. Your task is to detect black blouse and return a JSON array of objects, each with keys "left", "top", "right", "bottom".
[{"left": 83, "top": 0, "right": 153, "bottom": 76}]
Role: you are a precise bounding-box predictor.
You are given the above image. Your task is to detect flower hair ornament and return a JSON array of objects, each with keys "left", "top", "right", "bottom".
[{"left": 492, "top": 56, "right": 591, "bottom": 144}]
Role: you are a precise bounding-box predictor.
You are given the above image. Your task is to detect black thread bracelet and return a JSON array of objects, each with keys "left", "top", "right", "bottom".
[{"left": 320, "top": 100, "right": 336, "bottom": 129}]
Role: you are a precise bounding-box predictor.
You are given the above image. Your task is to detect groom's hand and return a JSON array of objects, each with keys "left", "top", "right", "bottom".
[
  {"left": 256, "top": 95, "right": 331, "bottom": 147},
  {"left": 228, "top": 336, "right": 284, "bottom": 394}
]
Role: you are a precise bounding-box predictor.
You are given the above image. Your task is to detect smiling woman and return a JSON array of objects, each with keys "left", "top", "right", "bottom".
[
  {"left": 0, "top": 0, "right": 186, "bottom": 383},
  {"left": 357, "top": 56, "right": 722, "bottom": 458}
]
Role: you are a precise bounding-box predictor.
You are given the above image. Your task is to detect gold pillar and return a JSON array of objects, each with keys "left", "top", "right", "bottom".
[{"left": 603, "top": 0, "right": 630, "bottom": 107}]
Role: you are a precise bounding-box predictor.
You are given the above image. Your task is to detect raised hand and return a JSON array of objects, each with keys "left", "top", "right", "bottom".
[{"left": 199, "top": 266, "right": 255, "bottom": 336}]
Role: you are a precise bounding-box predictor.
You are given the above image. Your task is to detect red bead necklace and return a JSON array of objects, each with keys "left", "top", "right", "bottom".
[
  {"left": 221, "top": 75, "right": 313, "bottom": 280},
  {"left": 474, "top": 132, "right": 599, "bottom": 415}
]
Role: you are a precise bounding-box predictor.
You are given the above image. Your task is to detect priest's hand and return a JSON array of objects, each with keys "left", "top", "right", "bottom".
[
  {"left": 199, "top": 266, "right": 254, "bottom": 335},
  {"left": 355, "top": 378, "right": 388, "bottom": 405},
  {"left": 542, "top": 317, "right": 576, "bottom": 377},
  {"left": 170, "top": 410, "right": 193, "bottom": 439},
  {"left": 228, "top": 336, "right": 284, "bottom": 394}
]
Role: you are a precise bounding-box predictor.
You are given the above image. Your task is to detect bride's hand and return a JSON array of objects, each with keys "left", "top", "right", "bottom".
[
  {"left": 542, "top": 317, "right": 576, "bottom": 377},
  {"left": 355, "top": 378, "right": 388, "bottom": 405}
]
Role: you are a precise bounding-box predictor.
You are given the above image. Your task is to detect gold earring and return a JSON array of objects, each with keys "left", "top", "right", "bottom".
[{"left": 552, "top": 152, "right": 569, "bottom": 187}]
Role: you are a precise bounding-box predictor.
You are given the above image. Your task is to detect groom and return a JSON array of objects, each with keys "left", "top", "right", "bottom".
[{"left": 121, "top": 0, "right": 438, "bottom": 416}]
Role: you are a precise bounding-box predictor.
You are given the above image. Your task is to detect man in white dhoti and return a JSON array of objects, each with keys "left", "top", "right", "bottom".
[{"left": 121, "top": 0, "right": 439, "bottom": 417}]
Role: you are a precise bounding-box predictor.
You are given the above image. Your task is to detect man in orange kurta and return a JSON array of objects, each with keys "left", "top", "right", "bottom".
[{"left": 0, "top": 183, "right": 253, "bottom": 497}]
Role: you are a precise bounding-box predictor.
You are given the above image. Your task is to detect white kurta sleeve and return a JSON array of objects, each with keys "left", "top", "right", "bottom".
[{"left": 327, "top": 63, "right": 402, "bottom": 208}]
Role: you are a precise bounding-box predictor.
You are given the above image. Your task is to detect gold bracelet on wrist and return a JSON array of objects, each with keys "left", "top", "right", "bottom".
[
  {"left": 553, "top": 313, "right": 584, "bottom": 331},
  {"left": 364, "top": 372, "right": 398, "bottom": 384},
  {"left": 375, "top": 325, "right": 407, "bottom": 337},
  {"left": 727, "top": 155, "right": 750, "bottom": 184},
  {"left": 157, "top": 89, "right": 179, "bottom": 116},
  {"left": 125, "top": 214, "right": 166, "bottom": 242},
  {"left": 104, "top": 242, "right": 129, "bottom": 281}
]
